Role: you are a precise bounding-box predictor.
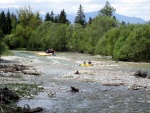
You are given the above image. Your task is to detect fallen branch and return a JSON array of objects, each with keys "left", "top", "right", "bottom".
[
  {"left": 71, "top": 86, "right": 79, "bottom": 92},
  {"left": 133, "top": 70, "right": 147, "bottom": 78},
  {"left": 0, "top": 87, "right": 19, "bottom": 104},
  {"left": 0, "top": 103, "right": 43, "bottom": 113}
]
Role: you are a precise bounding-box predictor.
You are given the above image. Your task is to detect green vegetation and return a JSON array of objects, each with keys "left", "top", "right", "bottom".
[
  {"left": 99, "top": 1, "right": 115, "bottom": 17},
  {"left": 1, "top": 83, "right": 43, "bottom": 98},
  {"left": 0, "top": 1, "right": 150, "bottom": 62},
  {"left": 74, "top": 4, "right": 86, "bottom": 27}
]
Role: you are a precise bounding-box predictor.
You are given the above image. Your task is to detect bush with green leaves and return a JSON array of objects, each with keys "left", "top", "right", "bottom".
[{"left": 113, "top": 24, "right": 150, "bottom": 61}]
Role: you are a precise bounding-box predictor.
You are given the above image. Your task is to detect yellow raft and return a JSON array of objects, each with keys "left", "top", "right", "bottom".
[
  {"left": 79, "top": 63, "right": 93, "bottom": 67},
  {"left": 38, "top": 52, "right": 51, "bottom": 56}
]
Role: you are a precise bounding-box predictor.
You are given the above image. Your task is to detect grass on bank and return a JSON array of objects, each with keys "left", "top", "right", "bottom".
[{"left": 1, "top": 83, "right": 44, "bottom": 98}]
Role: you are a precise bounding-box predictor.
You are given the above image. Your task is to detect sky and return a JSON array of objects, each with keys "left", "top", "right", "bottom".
[{"left": 0, "top": 0, "right": 150, "bottom": 21}]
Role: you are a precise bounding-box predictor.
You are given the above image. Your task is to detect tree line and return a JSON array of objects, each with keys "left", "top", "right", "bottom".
[{"left": 0, "top": 1, "right": 150, "bottom": 62}]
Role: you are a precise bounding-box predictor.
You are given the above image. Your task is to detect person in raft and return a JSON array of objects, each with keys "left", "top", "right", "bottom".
[
  {"left": 46, "top": 49, "right": 56, "bottom": 56},
  {"left": 50, "top": 49, "right": 55, "bottom": 56},
  {"left": 88, "top": 61, "right": 91, "bottom": 64},
  {"left": 83, "top": 61, "right": 86, "bottom": 64}
]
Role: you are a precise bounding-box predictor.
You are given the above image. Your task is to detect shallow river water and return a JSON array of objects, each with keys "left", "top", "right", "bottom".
[{"left": 10, "top": 51, "right": 150, "bottom": 113}]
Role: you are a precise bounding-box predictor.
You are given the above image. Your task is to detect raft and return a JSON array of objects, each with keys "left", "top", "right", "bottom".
[
  {"left": 79, "top": 63, "right": 93, "bottom": 67},
  {"left": 38, "top": 52, "right": 51, "bottom": 56}
]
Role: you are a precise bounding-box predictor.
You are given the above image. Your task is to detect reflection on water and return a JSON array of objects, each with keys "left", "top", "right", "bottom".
[{"left": 12, "top": 51, "right": 150, "bottom": 113}]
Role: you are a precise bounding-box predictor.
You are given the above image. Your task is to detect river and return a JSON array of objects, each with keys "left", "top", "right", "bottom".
[{"left": 6, "top": 51, "right": 150, "bottom": 113}]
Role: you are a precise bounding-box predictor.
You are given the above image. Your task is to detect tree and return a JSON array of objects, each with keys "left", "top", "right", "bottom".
[
  {"left": 99, "top": 1, "right": 115, "bottom": 17},
  {"left": 45, "top": 12, "right": 50, "bottom": 21},
  {"left": 28, "top": 21, "right": 53, "bottom": 50},
  {"left": 105, "top": 28, "right": 120, "bottom": 56},
  {"left": 0, "top": 11, "right": 6, "bottom": 34},
  {"left": 14, "top": 6, "right": 42, "bottom": 48},
  {"left": 0, "top": 41, "right": 7, "bottom": 58},
  {"left": 74, "top": 4, "right": 86, "bottom": 27},
  {"left": 54, "top": 15, "right": 59, "bottom": 23},
  {"left": 67, "top": 24, "right": 84, "bottom": 51},
  {"left": 121, "top": 21, "right": 126, "bottom": 25},
  {"left": 6, "top": 10, "right": 12, "bottom": 34},
  {"left": 58, "top": 9, "right": 69, "bottom": 24},
  {"left": 112, "top": 24, "right": 150, "bottom": 62},
  {"left": 88, "top": 17, "right": 92, "bottom": 24},
  {"left": 0, "top": 29, "right": 7, "bottom": 57},
  {"left": 49, "top": 11, "right": 54, "bottom": 22},
  {"left": 65, "top": 25, "right": 74, "bottom": 50},
  {"left": 11, "top": 13, "right": 18, "bottom": 33},
  {"left": 52, "top": 24, "right": 68, "bottom": 51}
]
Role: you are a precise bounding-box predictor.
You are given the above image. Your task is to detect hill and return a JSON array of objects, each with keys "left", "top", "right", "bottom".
[
  {"left": 67, "top": 11, "right": 146, "bottom": 24},
  {"left": 0, "top": 8, "right": 146, "bottom": 24}
]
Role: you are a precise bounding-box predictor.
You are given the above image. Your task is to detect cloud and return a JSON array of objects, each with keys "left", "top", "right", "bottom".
[
  {"left": 0, "top": 0, "right": 149, "bottom": 21},
  {"left": 109, "top": 0, "right": 150, "bottom": 20}
]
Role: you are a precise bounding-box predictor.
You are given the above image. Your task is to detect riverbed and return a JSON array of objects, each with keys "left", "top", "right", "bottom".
[{"left": 1, "top": 51, "right": 150, "bottom": 113}]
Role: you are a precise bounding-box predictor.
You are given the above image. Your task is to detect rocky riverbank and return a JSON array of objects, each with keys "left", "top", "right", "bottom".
[
  {"left": 1, "top": 55, "right": 150, "bottom": 91},
  {"left": 0, "top": 56, "right": 44, "bottom": 113},
  {"left": 54, "top": 60, "right": 150, "bottom": 90},
  {"left": 0, "top": 53, "right": 150, "bottom": 112}
]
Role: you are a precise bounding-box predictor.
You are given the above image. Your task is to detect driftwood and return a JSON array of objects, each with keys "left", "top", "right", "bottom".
[
  {"left": 71, "top": 87, "right": 79, "bottom": 92},
  {"left": 0, "top": 88, "right": 43, "bottom": 113},
  {"left": 0, "top": 64, "right": 40, "bottom": 76},
  {"left": 20, "top": 105, "right": 43, "bottom": 113},
  {"left": 74, "top": 70, "right": 80, "bottom": 75},
  {"left": 0, "top": 87, "right": 19, "bottom": 104},
  {"left": 0, "top": 64, "right": 29, "bottom": 73},
  {"left": 134, "top": 70, "right": 147, "bottom": 78},
  {"left": 0, "top": 103, "right": 43, "bottom": 113}
]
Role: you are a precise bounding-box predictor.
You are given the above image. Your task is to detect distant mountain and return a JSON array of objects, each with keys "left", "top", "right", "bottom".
[
  {"left": 0, "top": 8, "right": 146, "bottom": 24},
  {"left": 113, "top": 13, "right": 146, "bottom": 24},
  {"left": 67, "top": 11, "right": 146, "bottom": 24}
]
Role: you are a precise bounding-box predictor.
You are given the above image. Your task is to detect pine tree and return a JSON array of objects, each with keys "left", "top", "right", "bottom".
[
  {"left": 49, "top": 11, "right": 54, "bottom": 22},
  {"left": 121, "top": 21, "right": 126, "bottom": 25},
  {"left": 0, "top": 11, "right": 6, "bottom": 34},
  {"left": 45, "top": 12, "right": 50, "bottom": 21},
  {"left": 74, "top": 4, "right": 86, "bottom": 27},
  {"left": 54, "top": 15, "right": 59, "bottom": 23},
  {"left": 99, "top": 1, "right": 115, "bottom": 17},
  {"left": 88, "top": 17, "right": 92, "bottom": 24},
  {"left": 58, "top": 9, "right": 69, "bottom": 24},
  {"left": 6, "top": 10, "right": 12, "bottom": 34}
]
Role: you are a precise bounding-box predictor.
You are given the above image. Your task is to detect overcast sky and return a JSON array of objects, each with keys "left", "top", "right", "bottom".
[{"left": 0, "top": 0, "right": 149, "bottom": 21}]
